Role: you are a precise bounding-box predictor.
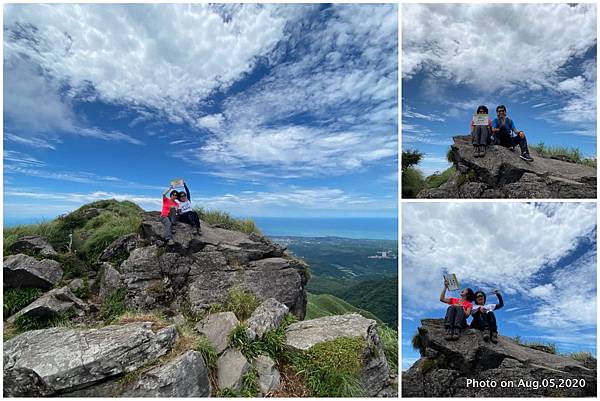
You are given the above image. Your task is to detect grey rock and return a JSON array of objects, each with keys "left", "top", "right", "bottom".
[
  {"left": 418, "top": 135, "right": 596, "bottom": 199},
  {"left": 253, "top": 355, "right": 280, "bottom": 395},
  {"left": 98, "top": 262, "right": 123, "bottom": 302},
  {"left": 4, "top": 254, "right": 63, "bottom": 290},
  {"left": 3, "top": 322, "right": 177, "bottom": 397},
  {"left": 195, "top": 312, "right": 239, "bottom": 354},
  {"left": 68, "top": 278, "right": 85, "bottom": 292},
  {"left": 7, "top": 286, "right": 86, "bottom": 323},
  {"left": 285, "top": 313, "right": 390, "bottom": 396},
  {"left": 99, "top": 233, "right": 139, "bottom": 263},
  {"left": 217, "top": 348, "right": 250, "bottom": 392},
  {"left": 246, "top": 298, "right": 288, "bottom": 340},
  {"left": 122, "top": 351, "right": 211, "bottom": 397},
  {"left": 9, "top": 235, "right": 58, "bottom": 257},
  {"left": 402, "top": 319, "right": 597, "bottom": 397}
]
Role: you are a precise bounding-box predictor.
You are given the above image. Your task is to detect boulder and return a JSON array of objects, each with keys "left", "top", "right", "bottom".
[
  {"left": 99, "top": 233, "right": 139, "bottom": 264},
  {"left": 7, "top": 286, "right": 86, "bottom": 323},
  {"left": 402, "top": 319, "right": 597, "bottom": 397},
  {"left": 195, "top": 312, "right": 239, "bottom": 354},
  {"left": 68, "top": 278, "right": 85, "bottom": 293},
  {"left": 285, "top": 313, "right": 390, "bottom": 396},
  {"left": 9, "top": 235, "right": 58, "bottom": 257},
  {"left": 97, "top": 262, "right": 123, "bottom": 302},
  {"left": 217, "top": 348, "right": 251, "bottom": 392},
  {"left": 253, "top": 355, "right": 280, "bottom": 395},
  {"left": 122, "top": 351, "right": 211, "bottom": 397},
  {"left": 246, "top": 298, "right": 289, "bottom": 340},
  {"left": 418, "top": 135, "right": 596, "bottom": 199},
  {"left": 3, "top": 254, "right": 63, "bottom": 290},
  {"left": 3, "top": 322, "right": 177, "bottom": 397}
]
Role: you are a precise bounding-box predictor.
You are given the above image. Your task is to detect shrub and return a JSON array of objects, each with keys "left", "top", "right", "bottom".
[
  {"left": 55, "top": 253, "right": 88, "bottom": 280},
  {"left": 411, "top": 331, "right": 425, "bottom": 354},
  {"left": 402, "top": 150, "right": 424, "bottom": 171},
  {"left": 195, "top": 208, "right": 261, "bottom": 235},
  {"left": 402, "top": 168, "right": 426, "bottom": 198},
  {"left": 225, "top": 288, "right": 260, "bottom": 321},
  {"left": 100, "top": 287, "right": 127, "bottom": 323},
  {"left": 446, "top": 147, "right": 457, "bottom": 164},
  {"left": 4, "top": 287, "right": 43, "bottom": 317}
]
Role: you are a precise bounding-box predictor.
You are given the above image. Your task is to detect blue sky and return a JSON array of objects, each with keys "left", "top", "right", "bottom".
[
  {"left": 3, "top": 4, "right": 398, "bottom": 226},
  {"left": 402, "top": 4, "right": 597, "bottom": 175},
  {"left": 402, "top": 203, "right": 597, "bottom": 370}
]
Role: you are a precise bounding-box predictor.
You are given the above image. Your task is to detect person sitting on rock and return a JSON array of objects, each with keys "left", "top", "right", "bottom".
[
  {"left": 440, "top": 279, "right": 475, "bottom": 341},
  {"left": 161, "top": 185, "right": 179, "bottom": 246},
  {"left": 470, "top": 105, "right": 493, "bottom": 158},
  {"left": 492, "top": 105, "right": 534, "bottom": 162},
  {"left": 177, "top": 180, "right": 201, "bottom": 235},
  {"left": 470, "top": 289, "right": 504, "bottom": 344}
]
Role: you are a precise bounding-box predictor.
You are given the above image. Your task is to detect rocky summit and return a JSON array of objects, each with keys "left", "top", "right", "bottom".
[
  {"left": 403, "top": 319, "right": 597, "bottom": 397},
  {"left": 418, "top": 135, "right": 596, "bottom": 198},
  {"left": 3, "top": 202, "right": 394, "bottom": 397}
]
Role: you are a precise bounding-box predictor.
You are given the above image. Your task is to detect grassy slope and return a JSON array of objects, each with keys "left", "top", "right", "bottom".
[{"left": 306, "top": 293, "right": 382, "bottom": 323}]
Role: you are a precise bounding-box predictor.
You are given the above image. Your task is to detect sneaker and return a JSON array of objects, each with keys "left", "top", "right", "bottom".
[
  {"left": 452, "top": 329, "right": 460, "bottom": 341},
  {"left": 483, "top": 331, "right": 490, "bottom": 341},
  {"left": 508, "top": 146, "right": 515, "bottom": 152},
  {"left": 445, "top": 328, "right": 453, "bottom": 341},
  {"left": 167, "top": 239, "right": 175, "bottom": 246},
  {"left": 491, "top": 332, "right": 499, "bottom": 344},
  {"left": 481, "top": 145, "right": 487, "bottom": 157},
  {"left": 520, "top": 152, "right": 534, "bottom": 162},
  {"left": 473, "top": 145, "right": 480, "bottom": 157}
]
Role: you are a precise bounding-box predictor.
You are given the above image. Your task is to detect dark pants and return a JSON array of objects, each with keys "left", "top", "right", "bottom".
[
  {"left": 470, "top": 311, "right": 498, "bottom": 333},
  {"left": 179, "top": 211, "right": 201, "bottom": 229},
  {"left": 444, "top": 305, "right": 467, "bottom": 329},
  {"left": 497, "top": 128, "right": 529, "bottom": 154},
  {"left": 161, "top": 207, "right": 177, "bottom": 240},
  {"left": 471, "top": 125, "right": 491, "bottom": 146}
]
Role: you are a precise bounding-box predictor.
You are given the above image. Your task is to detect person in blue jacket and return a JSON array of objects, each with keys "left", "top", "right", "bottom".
[
  {"left": 177, "top": 180, "right": 201, "bottom": 235},
  {"left": 492, "top": 105, "right": 534, "bottom": 162},
  {"left": 470, "top": 289, "right": 504, "bottom": 343}
]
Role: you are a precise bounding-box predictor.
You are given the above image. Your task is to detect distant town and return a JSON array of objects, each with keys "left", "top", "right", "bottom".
[{"left": 368, "top": 250, "right": 397, "bottom": 259}]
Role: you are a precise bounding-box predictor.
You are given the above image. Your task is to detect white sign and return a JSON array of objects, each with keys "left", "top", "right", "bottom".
[
  {"left": 472, "top": 114, "right": 489, "bottom": 126},
  {"left": 170, "top": 178, "right": 184, "bottom": 188},
  {"left": 444, "top": 273, "right": 460, "bottom": 291}
]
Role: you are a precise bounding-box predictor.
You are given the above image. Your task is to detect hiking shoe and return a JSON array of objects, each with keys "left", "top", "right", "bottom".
[
  {"left": 167, "top": 239, "right": 175, "bottom": 246},
  {"left": 452, "top": 330, "right": 460, "bottom": 340},
  {"left": 520, "top": 152, "right": 534, "bottom": 162},
  {"left": 508, "top": 146, "right": 515, "bottom": 151},
  {"left": 473, "top": 145, "right": 479, "bottom": 157},
  {"left": 481, "top": 145, "right": 487, "bottom": 157},
  {"left": 445, "top": 328, "right": 453, "bottom": 341},
  {"left": 491, "top": 332, "right": 499, "bottom": 344},
  {"left": 483, "top": 331, "right": 490, "bottom": 341}
]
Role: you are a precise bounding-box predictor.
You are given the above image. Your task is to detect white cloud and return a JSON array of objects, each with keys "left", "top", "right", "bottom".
[
  {"left": 402, "top": 203, "right": 596, "bottom": 329},
  {"left": 3, "top": 150, "right": 46, "bottom": 168},
  {"left": 5, "top": 133, "right": 58, "bottom": 150}
]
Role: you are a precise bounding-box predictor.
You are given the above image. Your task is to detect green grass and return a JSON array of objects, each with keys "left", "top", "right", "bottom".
[
  {"left": 402, "top": 167, "right": 426, "bottom": 198},
  {"left": 305, "top": 293, "right": 381, "bottom": 323},
  {"left": 425, "top": 166, "right": 455, "bottom": 189},
  {"left": 13, "top": 309, "right": 74, "bottom": 333},
  {"left": 225, "top": 288, "right": 260, "bottom": 321},
  {"left": 228, "top": 313, "right": 297, "bottom": 361},
  {"left": 570, "top": 351, "right": 594, "bottom": 363},
  {"left": 195, "top": 208, "right": 261, "bottom": 234},
  {"left": 228, "top": 323, "right": 257, "bottom": 360},
  {"left": 3, "top": 287, "right": 43, "bottom": 317},
  {"left": 4, "top": 220, "right": 66, "bottom": 255},
  {"left": 100, "top": 287, "right": 127, "bottom": 323},
  {"left": 287, "top": 336, "right": 367, "bottom": 397},
  {"left": 512, "top": 336, "right": 557, "bottom": 354},
  {"left": 55, "top": 253, "right": 88, "bottom": 280},
  {"left": 531, "top": 142, "right": 596, "bottom": 168},
  {"left": 377, "top": 324, "right": 398, "bottom": 373},
  {"left": 194, "top": 335, "right": 218, "bottom": 371}
]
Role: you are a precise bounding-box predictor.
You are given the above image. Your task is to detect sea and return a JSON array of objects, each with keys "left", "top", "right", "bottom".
[{"left": 253, "top": 217, "right": 397, "bottom": 241}]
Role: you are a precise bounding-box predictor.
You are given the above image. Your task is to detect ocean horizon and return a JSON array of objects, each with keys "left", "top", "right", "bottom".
[{"left": 4, "top": 215, "right": 398, "bottom": 241}]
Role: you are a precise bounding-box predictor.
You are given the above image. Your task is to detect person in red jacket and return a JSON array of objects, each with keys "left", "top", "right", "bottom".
[
  {"left": 161, "top": 185, "right": 179, "bottom": 245},
  {"left": 440, "top": 279, "right": 475, "bottom": 341}
]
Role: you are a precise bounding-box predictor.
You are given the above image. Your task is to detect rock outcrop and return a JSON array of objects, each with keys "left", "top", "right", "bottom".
[
  {"left": 195, "top": 312, "right": 240, "bottom": 354},
  {"left": 3, "top": 322, "right": 177, "bottom": 397},
  {"left": 7, "top": 286, "right": 86, "bottom": 323},
  {"left": 8, "top": 235, "right": 58, "bottom": 258},
  {"left": 120, "top": 212, "right": 308, "bottom": 319},
  {"left": 418, "top": 135, "right": 596, "bottom": 199},
  {"left": 217, "top": 348, "right": 251, "bottom": 392},
  {"left": 246, "top": 298, "right": 289, "bottom": 340},
  {"left": 402, "top": 319, "right": 597, "bottom": 397},
  {"left": 285, "top": 313, "right": 391, "bottom": 396},
  {"left": 3, "top": 254, "right": 63, "bottom": 290}
]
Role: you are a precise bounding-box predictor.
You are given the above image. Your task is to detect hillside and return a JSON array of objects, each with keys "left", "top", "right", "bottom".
[
  {"left": 3, "top": 200, "right": 396, "bottom": 397},
  {"left": 306, "top": 293, "right": 381, "bottom": 322}
]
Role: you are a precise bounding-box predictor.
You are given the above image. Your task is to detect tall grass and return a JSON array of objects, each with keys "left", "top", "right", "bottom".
[
  {"left": 3, "top": 287, "right": 43, "bottom": 317},
  {"left": 425, "top": 166, "right": 455, "bottom": 189},
  {"left": 225, "top": 288, "right": 260, "bottom": 321},
  {"left": 531, "top": 142, "right": 596, "bottom": 168},
  {"left": 195, "top": 208, "right": 260, "bottom": 234},
  {"left": 377, "top": 325, "right": 398, "bottom": 373}
]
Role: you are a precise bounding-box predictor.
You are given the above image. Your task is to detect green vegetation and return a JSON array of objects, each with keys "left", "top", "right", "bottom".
[
  {"left": 411, "top": 331, "right": 425, "bottom": 354},
  {"left": 425, "top": 166, "right": 455, "bottom": 189},
  {"left": 225, "top": 288, "right": 260, "bottom": 321},
  {"left": 306, "top": 293, "right": 381, "bottom": 323},
  {"left": 531, "top": 142, "right": 596, "bottom": 168},
  {"left": 195, "top": 208, "right": 260, "bottom": 234},
  {"left": 287, "top": 337, "right": 366, "bottom": 397},
  {"left": 402, "top": 149, "right": 457, "bottom": 198},
  {"left": 228, "top": 314, "right": 296, "bottom": 361},
  {"left": 3, "top": 287, "right": 43, "bottom": 317},
  {"left": 228, "top": 323, "right": 256, "bottom": 359},
  {"left": 377, "top": 325, "right": 398, "bottom": 373},
  {"left": 456, "top": 169, "right": 475, "bottom": 186},
  {"left": 13, "top": 310, "right": 74, "bottom": 333},
  {"left": 194, "top": 335, "right": 218, "bottom": 370},
  {"left": 570, "top": 351, "right": 594, "bottom": 363},
  {"left": 100, "top": 287, "right": 127, "bottom": 323},
  {"left": 512, "top": 335, "right": 557, "bottom": 354},
  {"left": 55, "top": 253, "right": 88, "bottom": 280}
]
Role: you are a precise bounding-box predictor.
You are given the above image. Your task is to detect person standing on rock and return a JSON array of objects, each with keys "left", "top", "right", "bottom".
[
  {"left": 470, "top": 289, "right": 504, "bottom": 344},
  {"left": 161, "top": 185, "right": 179, "bottom": 246},
  {"left": 440, "top": 280, "right": 475, "bottom": 341},
  {"left": 492, "top": 105, "right": 534, "bottom": 162},
  {"left": 177, "top": 180, "right": 201, "bottom": 235},
  {"left": 470, "top": 105, "right": 493, "bottom": 158}
]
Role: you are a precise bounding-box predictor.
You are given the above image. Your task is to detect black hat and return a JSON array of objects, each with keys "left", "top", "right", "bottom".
[
  {"left": 170, "top": 190, "right": 179, "bottom": 197},
  {"left": 475, "top": 290, "right": 487, "bottom": 304},
  {"left": 476, "top": 105, "right": 488, "bottom": 114}
]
